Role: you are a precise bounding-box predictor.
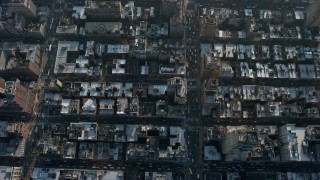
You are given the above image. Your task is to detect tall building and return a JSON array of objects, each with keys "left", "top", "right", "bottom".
[
  {"left": 0, "top": 42, "right": 41, "bottom": 79},
  {"left": 167, "top": 77, "right": 187, "bottom": 105},
  {"left": 0, "top": 14, "right": 45, "bottom": 39},
  {"left": 200, "top": 78, "right": 219, "bottom": 116},
  {"left": 9, "top": 0, "right": 37, "bottom": 19},
  {"left": 222, "top": 128, "right": 277, "bottom": 161},
  {"left": 305, "top": 1, "right": 320, "bottom": 27},
  {"left": 0, "top": 77, "right": 5, "bottom": 95},
  {"left": 25, "top": 22, "right": 46, "bottom": 39},
  {"left": 162, "top": 1, "right": 175, "bottom": 21},
  {"left": 199, "top": 15, "right": 217, "bottom": 40},
  {"left": 200, "top": 44, "right": 221, "bottom": 79},
  {"left": 222, "top": 131, "right": 240, "bottom": 156},
  {"left": 0, "top": 14, "right": 26, "bottom": 39},
  {"left": 0, "top": 79, "right": 36, "bottom": 118},
  {"left": 0, "top": 166, "right": 23, "bottom": 180},
  {"left": 169, "top": 18, "right": 184, "bottom": 39},
  {"left": 200, "top": 54, "right": 221, "bottom": 79}
]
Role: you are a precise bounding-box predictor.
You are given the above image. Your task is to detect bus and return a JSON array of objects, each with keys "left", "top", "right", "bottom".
[
  {"left": 49, "top": 18, "right": 54, "bottom": 30},
  {"left": 48, "top": 44, "right": 52, "bottom": 52},
  {"left": 189, "top": 168, "right": 193, "bottom": 174}
]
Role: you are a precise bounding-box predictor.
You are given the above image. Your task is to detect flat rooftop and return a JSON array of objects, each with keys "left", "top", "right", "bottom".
[
  {"left": 84, "top": 22, "right": 121, "bottom": 34},
  {"left": 54, "top": 41, "right": 79, "bottom": 74}
]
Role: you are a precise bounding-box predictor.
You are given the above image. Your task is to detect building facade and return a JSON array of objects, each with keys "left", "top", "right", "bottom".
[
  {"left": 0, "top": 79, "right": 36, "bottom": 118},
  {"left": 9, "top": 0, "right": 37, "bottom": 19},
  {"left": 0, "top": 42, "right": 41, "bottom": 79},
  {"left": 305, "top": 1, "right": 320, "bottom": 27}
]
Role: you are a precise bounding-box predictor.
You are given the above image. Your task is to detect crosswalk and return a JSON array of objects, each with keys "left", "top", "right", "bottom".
[{"left": 17, "top": 139, "right": 26, "bottom": 157}]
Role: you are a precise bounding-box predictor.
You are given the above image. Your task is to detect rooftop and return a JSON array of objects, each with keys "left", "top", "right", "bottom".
[
  {"left": 204, "top": 146, "right": 222, "bottom": 160},
  {"left": 106, "top": 44, "right": 130, "bottom": 54},
  {"left": 20, "top": 44, "right": 39, "bottom": 62},
  {"left": 105, "top": 82, "right": 133, "bottom": 98},
  {"left": 84, "top": 22, "right": 121, "bottom": 34},
  {"left": 69, "top": 122, "right": 98, "bottom": 140},
  {"left": 31, "top": 168, "right": 60, "bottom": 180},
  {"left": 72, "top": 6, "right": 86, "bottom": 20},
  {"left": 54, "top": 41, "right": 79, "bottom": 74},
  {"left": 84, "top": 1, "right": 121, "bottom": 9},
  {"left": 148, "top": 85, "right": 167, "bottom": 96},
  {"left": 112, "top": 59, "right": 126, "bottom": 74},
  {"left": 81, "top": 98, "right": 97, "bottom": 114},
  {"left": 99, "top": 99, "right": 114, "bottom": 115},
  {"left": 56, "top": 25, "right": 78, "bottom": 34}
]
